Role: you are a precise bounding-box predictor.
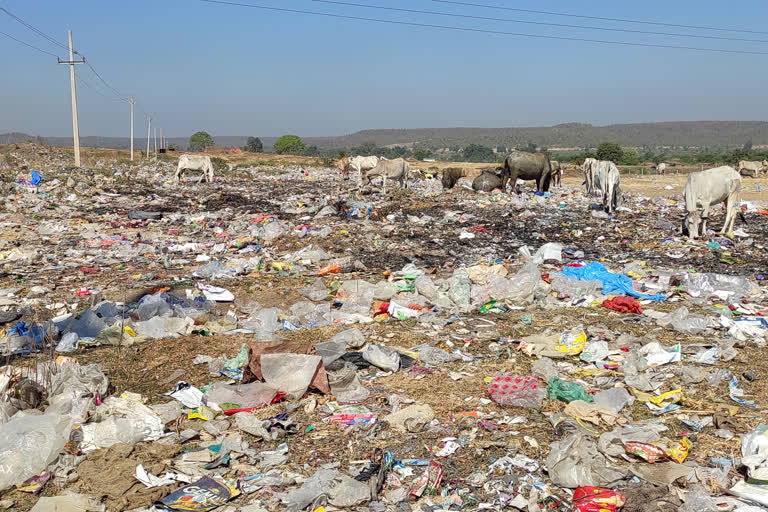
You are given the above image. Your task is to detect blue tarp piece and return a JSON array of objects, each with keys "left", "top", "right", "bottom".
[
  {"left": 30, "top": 170, "right": 42, "bottom": 185},
  {"left": 560, "top": 261, "right": 667, "bottom": 301}
]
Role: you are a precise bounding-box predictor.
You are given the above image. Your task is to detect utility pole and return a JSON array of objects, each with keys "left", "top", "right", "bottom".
[
  {"left": 58, "top": 30, "right": 85, "bottom": 167},
  {"left": 154, "top": 127, "right": 157, "bottom": 154},
  {"left": 145, "top": 116, "right": 151, "bottom": 158},
  {"left": 160, "top": 128, "right": 163, "bottom": 150},
  {"left": 129, "top": 97, "right": 135, "bottom": 161}
]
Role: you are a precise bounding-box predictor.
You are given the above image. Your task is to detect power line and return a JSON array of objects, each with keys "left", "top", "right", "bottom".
[
  {"left": 0, "top": 29, "right": 59, "bottom": 57},
  {"left": 85, "top": 61, "right": 127, "bottom": 100},
  {"left": 312, "top": 0, "right": 768, "bottom": 44},
  {"left": 198, "top": 0, "right": 768, "bottom": 55},
  {"left": 431, "top": 0, "right": 768, "bottom": 36},
  {"left": 0, "top": 7, "right": 71, "bottom": 51}
]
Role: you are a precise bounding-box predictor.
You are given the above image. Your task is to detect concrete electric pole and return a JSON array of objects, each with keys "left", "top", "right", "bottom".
[
  {"left": 146, "top": 116, "right": 151, "bottom": 158},
  {"left": 58, "top": 30, "right": 85, "bottom": 167},
  {"left": 129, "top": 97, "right": 135, "bottom": 161}
]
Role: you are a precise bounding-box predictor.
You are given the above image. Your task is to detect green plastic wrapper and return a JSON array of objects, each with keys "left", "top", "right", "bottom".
[{"left": 547, "top": 377, "right": 593, "bottom": 403}]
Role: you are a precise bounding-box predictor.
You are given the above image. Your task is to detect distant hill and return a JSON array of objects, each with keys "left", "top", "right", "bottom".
[{"left": 3, "top": 121, "right": 767, "bottom": 152}]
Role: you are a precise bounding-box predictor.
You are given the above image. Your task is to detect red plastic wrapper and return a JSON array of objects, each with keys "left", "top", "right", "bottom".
[
  {"left": 409, "top": 460, "right": 443, "bottom": 499},
  {"left": 602, "top": 296, "right": 643, "bottom": 314},
  {"left": 572, "top": 486, "right": 626, "bottom": 512},
  {"left": 625, "top": 441, "right": 667, "bottom": 463}
]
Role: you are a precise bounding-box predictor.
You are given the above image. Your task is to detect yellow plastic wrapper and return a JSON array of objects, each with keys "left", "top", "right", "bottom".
[
  {"left": 188, "top": 406, "right": 215, "bottom": 421},
  {"left": 555, "top": 327, "right": 586, "bottom": 356},
  {"left": 667, "top": 437, "right": 692, "bottom": 463}
]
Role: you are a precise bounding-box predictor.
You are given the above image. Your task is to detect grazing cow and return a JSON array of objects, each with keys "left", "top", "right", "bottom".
[
  {"left": 335, "top": 156, "right": 351, "bottom": 178},
  {"left": 361, "top": 158, "right": 410, "bottom": 192},
  {"left": 656, "top": 162, "right": 667, "bottom": 175},
  {"left": 175, "top": 155, "right": 214, "bottom": 183},
  {"left": 441, "top": 167, "right": 464, "bottom": 189},
  {"left": 593, "top": 161, "right": 623, "bottom": 214},
  {"left": 738, "top": 160, "right": 767, "bottom": 178},
  {"left": 581, "top": 158, "right": 598, "bottom": 196},
  {"left": 501, "top": 151, "right": 552, "bottom": 193},
  {"left": 472, "top": 170, "right": 503, "bottom": 192},
  {"left": 683, "top": 166, "right": 741, "bottom": 239},
  {"left": 550, "top": 160, "right": 563, "bottom": 187},
  {"left": 348, "top": 156, "right": 380, "bottom": 179}
]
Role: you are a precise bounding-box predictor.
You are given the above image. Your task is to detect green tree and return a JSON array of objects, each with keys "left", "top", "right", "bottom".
[
  {"left": 302, "top": 145, "right": 320, "bottom": 156},
  {"left": 620, "top": 148, "right": 640, "bottom": 165},
  {"left": 354, "top": 141, "right": 378, "bottom": 156},
  {"left": 412, "top": 148, "right": 432, "bottom": 160},
  {"left": 188, "top": 131, "right": 215, "bottom": 152},
  {"left": 463, "top": 144, "right": 496, "bottom": 162},
  {"left": 596, "top": 142, "right": 623, "bottom": 163},
  {"left": 274, "top": 135, "right": 305, "bottom": 155},
  {"left": 244, "top": 136, "right": 263, "bottom": 153}
]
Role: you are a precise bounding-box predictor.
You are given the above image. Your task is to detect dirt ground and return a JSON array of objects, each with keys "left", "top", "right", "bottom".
[{"left": 0, "top": 143, "right": 767, "bottom": 511}]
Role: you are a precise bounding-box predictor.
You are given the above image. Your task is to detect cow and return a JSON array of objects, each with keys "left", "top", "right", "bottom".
[
  {"left": 683, "top": 166, "right": 741, "bottom": 239},
  {"left": 501, "top": 151, "right": 552, "bottom": 193},
  {"left": 550, "top": 160, "right": 563, "bottom": 187},
  {"left": 593, "top": 161, "right": 623, "bottom": 214},
  {"left": 581, "top": 157, "right": 598, "bottom": 196},
  {"left": 738, "top": 160, "right": 767, "bottom": 178},
  {"left": 175, "top": 155, "right": 214, "bottom": 183},
  {"left": 361, "top": 157, "right": 410, "bottom": 193},
  {"left": 335, "top": 156, "right": 351, "bottom": 178},
  {"left": 656, "top": 162, "right": 667, "bottom": 175},
  {"left": 348, "top": 156, "right": 380, "bottom": 180},
  {"left": 472, "top": 170, "right": 503, "bottom": 192},
  {"left": 441, "top": 167, "right": 464, "bottom": 189}
]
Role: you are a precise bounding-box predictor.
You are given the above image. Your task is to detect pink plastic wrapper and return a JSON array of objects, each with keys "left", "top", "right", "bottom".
[{"left": 488, "top": 375, "right": 546, "bottom": 409}]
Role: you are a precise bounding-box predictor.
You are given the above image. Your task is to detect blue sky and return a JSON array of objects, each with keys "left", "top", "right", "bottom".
[{"left": 2, "top": 0, "right": 767, "bottom": 138}]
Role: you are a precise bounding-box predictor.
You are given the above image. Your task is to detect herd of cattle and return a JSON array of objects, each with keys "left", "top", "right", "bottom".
[{"left": 173, "top": 150, "right": 759, "bottom": 239}]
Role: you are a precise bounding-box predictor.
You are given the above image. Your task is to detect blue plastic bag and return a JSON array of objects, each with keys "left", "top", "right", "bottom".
[
  {"left": 560, "top": 262, "right": 667, "bottom": 301},
  {"left": 30, "top": 171, "right": 42, "bottom": 185}
]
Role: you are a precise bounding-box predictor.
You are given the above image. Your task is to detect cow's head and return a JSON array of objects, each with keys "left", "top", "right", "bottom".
[{"left": 683, "top": 211, "right": 701, "bottom": 239}]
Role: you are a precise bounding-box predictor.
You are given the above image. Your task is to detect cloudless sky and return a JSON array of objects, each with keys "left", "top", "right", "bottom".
[{"left": 2, "top": 0, "right": 767, "bottom": 138}]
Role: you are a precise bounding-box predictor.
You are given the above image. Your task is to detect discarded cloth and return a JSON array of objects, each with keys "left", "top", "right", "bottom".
[{"left": 602, "top": 296, "right": 643, "bottom": 314}]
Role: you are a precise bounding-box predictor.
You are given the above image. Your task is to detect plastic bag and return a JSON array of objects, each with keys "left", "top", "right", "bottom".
[
  {"left": 0, "top": 413, "right": 70, "bottom": 491},
  {"left": 548, "top": 377, "right": 593, "bottom": 403},
  {"left": 80, "top": 397, "right": 165, "bottom": 452},
  {"left": 656, "top": 306, "right": 707, "bottom": 333},
  {"left": 204, "top": 381, "right": 277, "bottom": 409},
  {"left": 679, "top": 486, "right": 718, "bottom": 512},
  {"left": 488, "top": 375, "right": 546, "bottom": 409},
  {"left": 330, "top": 328, "right": 366, "bottom": 349},
  {"left": 362, "top": 343, "right": 400, "bottom": 372},
  {"left": 326, "top": 361, "right": 370, "bottom": 404},
  {"left": 261, "top": 353, "right": 322, "bottom": 399},
  {"left": 546, "top": 434, "right": 628, "bottom": 488},
  {"left": 299, "top": 279, "right": 329, "bottom": 301}
]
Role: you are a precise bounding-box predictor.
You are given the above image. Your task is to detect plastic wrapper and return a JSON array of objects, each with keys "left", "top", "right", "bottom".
[
  {"left": 572, "top": 486, "right": 626, "bottom": 512},
  {"left": 488, "top": 375, "right": 546, "bottom": 409},
  {"left": 158, "top": 476, "right": 239, "bottom": 511},
  {"left": 680, "top": 486, "right": 718, "bottom": 512}
]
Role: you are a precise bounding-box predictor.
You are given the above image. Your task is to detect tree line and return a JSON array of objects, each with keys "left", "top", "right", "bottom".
[{"left": 188, "top": 131, "right": 768, "bottom": 166}]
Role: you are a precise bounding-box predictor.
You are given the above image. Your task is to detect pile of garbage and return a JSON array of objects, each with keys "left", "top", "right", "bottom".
[{"left": 0, "top": 145, "right": 767, "bottom": 511}]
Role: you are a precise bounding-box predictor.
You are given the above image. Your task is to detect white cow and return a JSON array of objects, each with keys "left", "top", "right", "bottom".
[
  {"left": 656, "top": 162, "right": 667, "bottom": 175},
  {"left": 738, "top": 160, "right": 767, "bottom": 177},
  {"left": 347, "top": 156, "right": 380, "bottom": 181},
  {"left": 683, "top": 166, "right": 741, "bottom": 239},
  {"left": 581, "top": 157, "right": 598, "bottom": 196},
  {"left": 593, "top": 160, "right": 622, "bottom": 214},
  {"left": 175, "top": 155, "right": 214, "bottom": 183},
  {"left": 361, "top": 158, "right": 410, "bottom": 193}
]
